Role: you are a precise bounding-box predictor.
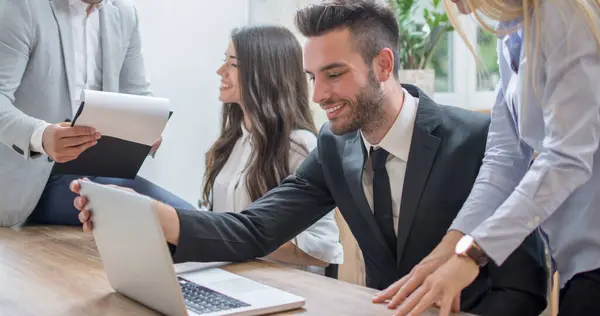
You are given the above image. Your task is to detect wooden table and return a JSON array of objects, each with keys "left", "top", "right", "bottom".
[{"left": 0, "top": 226, "right": 468, "bottom": 316}]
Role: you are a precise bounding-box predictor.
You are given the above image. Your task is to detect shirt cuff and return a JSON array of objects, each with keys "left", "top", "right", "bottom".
[
  {"left": 29, "top": 121, "right": 50, "bottom": 156},
  {"left": 470, "top": 188, "right": 544, "bottom": 266},
  {"left": 292, "top": 231, "right": 344, "bottom": 264}
]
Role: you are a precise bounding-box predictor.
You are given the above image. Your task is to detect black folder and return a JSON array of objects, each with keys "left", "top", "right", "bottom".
[{"left": 51, "top": 101, "right": 172, "bottom": 179}]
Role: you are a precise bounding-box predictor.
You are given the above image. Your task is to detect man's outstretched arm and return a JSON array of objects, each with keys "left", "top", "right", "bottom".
[
  {"left": 170, "top": 150, "right": 335, "bottom": 263},
  {"left": 73, "top": 147, "right": 336, "bottom": 265}
]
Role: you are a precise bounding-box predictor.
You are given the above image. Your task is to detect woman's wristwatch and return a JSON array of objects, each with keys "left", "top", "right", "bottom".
[{"left": 455, "top": 235, "right": 489, "bottom": 267}]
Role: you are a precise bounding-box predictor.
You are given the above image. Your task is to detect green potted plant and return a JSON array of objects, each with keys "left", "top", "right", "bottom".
[{"left": 389, "top": 0, "right": 454, "bottom": 96}]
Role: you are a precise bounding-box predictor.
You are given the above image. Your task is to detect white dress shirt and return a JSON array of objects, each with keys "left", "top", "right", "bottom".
[
  {"left": 210, "top": 124, "right": 344, "bottom": 272},
  {"left": 71, "top": 0, "right": 103, "bottom": 113},
  {"left": 29, "top": 0, "right": 103, "bottom": 155},
  {"left": 361, "top": 88, "right": 418, "bottom": 236}
]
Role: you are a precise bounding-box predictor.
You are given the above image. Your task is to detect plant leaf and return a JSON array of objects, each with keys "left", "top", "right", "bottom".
[{"left": 388, "top": 0, "right": 453, "bottom": 69}]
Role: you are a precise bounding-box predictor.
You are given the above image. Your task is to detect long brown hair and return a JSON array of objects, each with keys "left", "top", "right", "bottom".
[{"left": 202, "top": 25, "right": 317, "bottom": 206}]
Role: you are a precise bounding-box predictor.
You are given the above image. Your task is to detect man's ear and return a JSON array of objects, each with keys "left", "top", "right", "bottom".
[{"left": 373, "top": 47, "right": 395, "bottom": 82}]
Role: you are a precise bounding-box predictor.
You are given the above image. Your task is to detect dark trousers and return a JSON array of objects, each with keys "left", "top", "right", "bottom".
[
  {"left": 467, "top": 232, "right": 548, "bottom": 316},
  {"left": 558, "top": 267, "right": 600, "bottom": 315},
  {"left": 28, "top": 174, "right": 195, "bottom": 225}
]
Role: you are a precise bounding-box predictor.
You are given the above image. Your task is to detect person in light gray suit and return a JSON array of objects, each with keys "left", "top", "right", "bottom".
[{"left": 0, "top": 0, "right": 194, "bottom": 227}]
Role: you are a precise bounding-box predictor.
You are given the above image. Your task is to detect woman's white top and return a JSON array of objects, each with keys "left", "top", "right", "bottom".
[{"left": 210, "top": 124, "right": 344, "bottom": 273}]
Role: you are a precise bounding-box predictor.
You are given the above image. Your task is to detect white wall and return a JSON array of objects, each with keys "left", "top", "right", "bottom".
[
  {"left": 249, "top": 0, "right": 328, "bottom": 128},
  {"left": 134, "top": 0, "right": 250, "bottom": 206}
]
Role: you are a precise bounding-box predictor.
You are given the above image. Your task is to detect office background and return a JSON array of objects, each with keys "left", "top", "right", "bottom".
[{"left": 134, "top": 0, "right": 500, "bottom": 206}]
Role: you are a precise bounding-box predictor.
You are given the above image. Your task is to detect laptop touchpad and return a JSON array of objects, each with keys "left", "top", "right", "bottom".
[
  {"left": 210, "top": 278, "right": 271, "bottom": 295},
  {"left": 181, "top": 268, "right": 271, "bottom": 295}
]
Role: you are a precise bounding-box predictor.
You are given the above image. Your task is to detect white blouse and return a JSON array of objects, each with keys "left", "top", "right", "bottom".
[{"left": 210, "top": 124, "right": 344, "bottom": 273}]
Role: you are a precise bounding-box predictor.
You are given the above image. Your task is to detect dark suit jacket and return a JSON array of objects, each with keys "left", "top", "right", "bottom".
[{"left": 171, "top": 85, "right": 547, "bottom": 315}]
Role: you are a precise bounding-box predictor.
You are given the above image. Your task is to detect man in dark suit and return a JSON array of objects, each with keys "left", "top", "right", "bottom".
[{"left": 71, "top": 0, "right": 547, "bottom": 315}]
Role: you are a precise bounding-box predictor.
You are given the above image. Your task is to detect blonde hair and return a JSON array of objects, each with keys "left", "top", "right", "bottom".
[{"left": 443, "top": 0, "right": 600, "bottom": 113}]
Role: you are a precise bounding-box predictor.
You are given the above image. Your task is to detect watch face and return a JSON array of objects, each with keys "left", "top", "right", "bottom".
[{"left": 455, "top": 235, "right": 474, "bottom": 254}]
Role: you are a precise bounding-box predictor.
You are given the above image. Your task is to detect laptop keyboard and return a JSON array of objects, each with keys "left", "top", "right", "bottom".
[{"left": 178, "top": 276, "right": 251, "bottom": 314}]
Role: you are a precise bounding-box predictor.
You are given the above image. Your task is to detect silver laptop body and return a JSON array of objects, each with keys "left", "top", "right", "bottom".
[{"left": 79, "top": 180, "right": 306, "bottom": 316}]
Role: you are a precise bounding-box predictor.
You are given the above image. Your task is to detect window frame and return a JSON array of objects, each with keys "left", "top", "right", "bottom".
[{"left": 433, "top": 16, "right": 497, "bottom": 111}]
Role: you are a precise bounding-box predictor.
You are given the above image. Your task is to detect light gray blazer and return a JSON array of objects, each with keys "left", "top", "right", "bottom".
[{"left": 0, "top": 0, "right": 151, "bottom": 226}]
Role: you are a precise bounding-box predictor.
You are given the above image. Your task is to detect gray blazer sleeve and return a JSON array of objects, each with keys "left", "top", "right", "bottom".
[
  {"left": 172, "top": 147, "right": 336, "bottom": 264},
  {"left": 118, "top": 5, "right": 152, "bottom": 96},
  {"left": 0, "top": 0, "right": 47, "bottom": 159}
]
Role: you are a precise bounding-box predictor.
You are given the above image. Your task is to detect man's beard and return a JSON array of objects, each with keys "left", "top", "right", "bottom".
[{"left": 325, "top": 68, "right": 385, "bottom": 135}]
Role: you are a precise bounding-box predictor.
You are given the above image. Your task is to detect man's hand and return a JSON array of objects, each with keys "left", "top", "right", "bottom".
[
  {"left": 69, "top": 179, "right": 181, "bottom": 245},
  {"left": 393, "top": 255, "right": 479, "bottom": 316},
  {"left": 69, "top": 178, "right": 135, "bottom": 232},
  {"left": 372, "top": 230, "right": 464, "bottom": 310},
  {"left": 43, "top": 122, "right": 101, "bottom": 162},
  {"left": 149, "top": 135, "right": 162, "bottom": 157}
]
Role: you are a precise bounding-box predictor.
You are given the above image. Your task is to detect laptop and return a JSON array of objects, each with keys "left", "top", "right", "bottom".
[{"left": 79, "top": 180, "right": 306, "bottom": 316}]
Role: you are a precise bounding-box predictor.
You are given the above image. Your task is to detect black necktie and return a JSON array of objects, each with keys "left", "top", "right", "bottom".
[{"left": 370, "top": 147, "right": 396, "bottom": 256}]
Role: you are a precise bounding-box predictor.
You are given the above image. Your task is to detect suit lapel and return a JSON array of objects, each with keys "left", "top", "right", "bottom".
[
  {"left": 99, "top": 1, "right": 121, "bottom": 91},
  {"left": 49, "top": 0, "right": 76, "bottom": 102},
  {"left": 342, "top": 133, "right": 395, "bottom": 260},
  {"left": 396, "top": 86, "right": 442, "bottom": 266}
]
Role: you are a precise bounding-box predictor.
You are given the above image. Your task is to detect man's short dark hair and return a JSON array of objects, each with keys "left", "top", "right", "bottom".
[{"left": 295, "top": 0, "right": 400, "bottom": 78}]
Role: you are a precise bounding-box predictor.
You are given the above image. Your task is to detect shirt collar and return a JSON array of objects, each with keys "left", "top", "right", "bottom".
[
  {"left": 361, "top": 88, "right": 418, "bottom": 162},
  {"left": 240, "top": 122, "right": 251, "bottom": 142},
  {"left": 496, "top": 16, "right": 523, "bottom": 38},
  {"left": 68, "top": 0, "right": 104, "bottom": 9}
]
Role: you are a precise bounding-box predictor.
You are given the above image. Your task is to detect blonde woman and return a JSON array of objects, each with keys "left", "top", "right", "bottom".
[{"left": 373, "top": 0, "right": 600, "bottom": 315}]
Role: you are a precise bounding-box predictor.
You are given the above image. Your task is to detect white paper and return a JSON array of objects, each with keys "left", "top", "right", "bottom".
[{"left": 74, "top": 90, "right": 170, "bottom": 146}]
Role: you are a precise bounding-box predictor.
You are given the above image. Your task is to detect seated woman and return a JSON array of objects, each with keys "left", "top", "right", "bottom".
[{"left": 200, "top": 25, "right": 343, "bottom": 274}]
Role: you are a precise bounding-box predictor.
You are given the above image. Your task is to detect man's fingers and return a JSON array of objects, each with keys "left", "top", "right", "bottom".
[
  {"left": 55, "top": 154, "right": 82, "bottom": 163},
  {"left": 54, "top": 139, "right": 97, "bottom": 162},
  {"left": 61, "top": 134, "right": 100, "bottom": 148},
  {"left": 59, "top": 140, "right": 98, "bottom": 157},
  {"left": 438, "top": 293, "right": 456, "bottom": 316},
  {"left": 73, "top": 177, "right": 93, "bottom": 232},
  {"left": 151, "top": 136, "right": 162, "bottom": 151},
  {"left": 451, "top": 293, "right": 460, "bottom": 312},
  {"left": 372, "top": 275, "right": 409, "bottom": 303},
  {"left": 74, "top": 196, "right": 88, "bottom": 211},
  {"left": 83, "top": 221, "right": 93, "bottom": 233},
  {"left": 392, "top": 283, "right": 429, "bottom": 316},
  {"left": 78, "top": 209, "right": 90, "bottom": 223},
  {"left": 57, "top": 125, "right": 98, "bottom": 138},
  {"left": 404, "top": 288, "right": 443, "bottom": 316},
  {"left": 69, "top": 180, "right": 81, "bottom": 194},
  {"left": 390, "top": 271, "right": 427, "bottom": 308}
]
